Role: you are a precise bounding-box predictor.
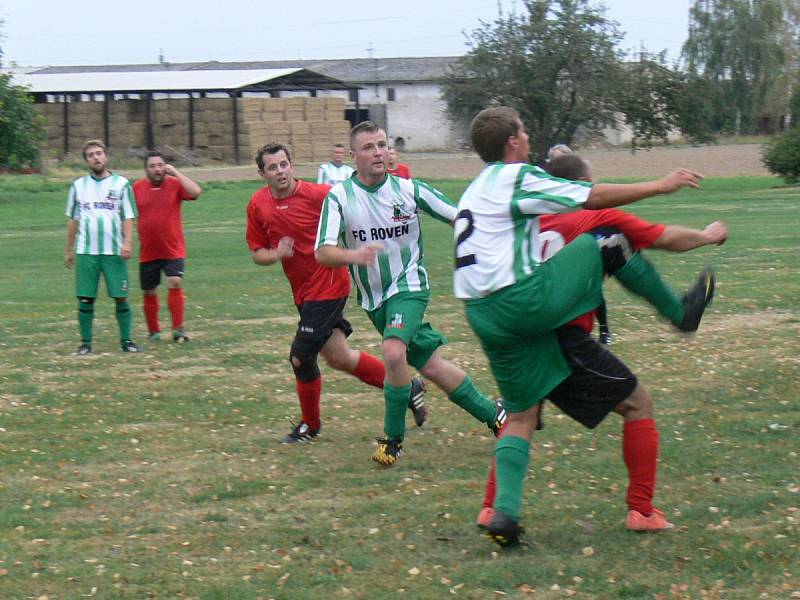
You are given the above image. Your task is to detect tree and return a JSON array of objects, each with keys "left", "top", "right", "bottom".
[
  {"left": 762, "top": 128, "right": 800, "bottom": 182},
  {"left": 682, "top": 0, "right": 787, "bottom": 134},
  {"left": 442, "top": 0, "right": 625, "bottom": 161},
  {"left": 0, "top": 20, "right": 45, "bottom": 170}
]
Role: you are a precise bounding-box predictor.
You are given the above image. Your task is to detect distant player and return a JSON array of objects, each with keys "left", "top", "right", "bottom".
[
  {"left": 133, "top": 151, "right": 202, "bottom": 343},
  {"left": 64, "top": 139, "right": 139, "bottom": 355},
  {"left": 315, "top": 121, "right": 505, "bottom": 466},
  {"left": 246, "top": 143, "right": 427, "bottom": 443},
  {"left": 316, "top": 143, "right": 354, "bottom": 185},
  {"left": 386, "top": 146, "right": 411, "bottom": 179}
]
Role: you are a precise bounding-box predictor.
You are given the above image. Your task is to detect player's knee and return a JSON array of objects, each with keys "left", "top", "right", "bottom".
[
  {"left": 615, "top": 384, "right": 652, "bottom": 418},
  {"left": 382, "top": 339, "right": 407, "bottom": 370},
  {"left": 289, "top": 343, "right": 320, "bottom": 382}
]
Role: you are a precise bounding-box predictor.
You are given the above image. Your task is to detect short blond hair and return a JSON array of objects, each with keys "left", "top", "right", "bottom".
[{"left": 81, "top": 139, "right": 107, "bottom": 159}]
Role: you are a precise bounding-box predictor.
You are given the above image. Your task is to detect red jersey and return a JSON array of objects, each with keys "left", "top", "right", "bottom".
[
  {"left": 133, "top": 176, "right": 195, "bottom": 262},
  {"left": 246, "top": 180, "right": 351, "bottom": 305},
  {"left": 540, "top": 209, "right": 666, "bottom": 333},
  {"left": 387, "top": 163, "right": 411, "bottom": 179}
]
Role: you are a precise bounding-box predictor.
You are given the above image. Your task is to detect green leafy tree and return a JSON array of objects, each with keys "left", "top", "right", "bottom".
[
  {"left": 682, "top": 0, "right": 787, "bottom": 134},
  {"left": 442, "top": 0, "right": 625, "bottom": 161},
  {"left": 762, "top": 128, "right": 800, "bottom": 182}
]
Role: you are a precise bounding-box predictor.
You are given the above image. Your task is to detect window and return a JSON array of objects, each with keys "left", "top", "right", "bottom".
[
  {"left": 387, "top": 87, "right": 396, "bottom": 102},
  {"left": 348, "top": 89, "right": 359, "bottom": 102}
]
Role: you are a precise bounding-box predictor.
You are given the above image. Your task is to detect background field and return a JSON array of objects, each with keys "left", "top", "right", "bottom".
[{"left": 0, "top": 174, "right": 798, "bottom": 599}]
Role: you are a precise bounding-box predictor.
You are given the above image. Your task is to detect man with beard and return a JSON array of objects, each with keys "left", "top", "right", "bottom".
[
  {"left": 64, "top": 140, "right": 140, "bottom": 355},
  {"left": 132, "top": 151, "right": 202, "bottom": 343}
]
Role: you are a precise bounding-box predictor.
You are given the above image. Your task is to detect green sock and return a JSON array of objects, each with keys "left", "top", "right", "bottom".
[
  {"left": 115, "top": 300, "right": 133, "bottom": 342},
  {"left": 615, "top": 252, "right": 684, "bottom": 324},
  {"left": 78, "top": 300, "right": 94, "bottom": 343},
  {"left": 384, "top": 382, "right": 410, "bottom": 441},
  {"left": 494, "top": 435, "right": 531, "bottom": 521},
  {"left": 448, "top": 375, "right": 496, "bottom": 425}
]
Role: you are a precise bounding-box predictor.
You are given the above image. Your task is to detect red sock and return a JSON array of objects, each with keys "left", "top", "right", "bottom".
[
  {"left": 622, "top": 418, "right": 659, "bottom": 515},
  {"left": 296, "top": 377, "right": 322, "bottom": 429},
  {"left": 167, "top": 288, "right": 185, "bottom": 331},
  {"left": 143, "top": 294, "right": 160, "bottom": 334},
  {"left": 351, "top": 351, "right": 386, "bottom": 388},
  {"left": 483, "top": 460, "right": 497, "bottom": 509}
]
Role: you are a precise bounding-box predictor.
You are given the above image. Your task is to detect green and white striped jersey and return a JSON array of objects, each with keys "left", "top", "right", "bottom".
[
  {"left": 454, "top": 162, "right": 592, "bottom": 299},
  {"left": 317, "top": 162, "right": 355, "bottom": 186},
  {"left": 65, "top": 173, "right": 137, "bottom": 255},
  {"left": 316, "top": 174, "right": 457, "bottom": 310}
]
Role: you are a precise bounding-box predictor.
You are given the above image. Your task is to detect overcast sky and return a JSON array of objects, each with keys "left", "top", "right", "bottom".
[{"left": 0, "top": 0, "right": 691, "bottom": 67}]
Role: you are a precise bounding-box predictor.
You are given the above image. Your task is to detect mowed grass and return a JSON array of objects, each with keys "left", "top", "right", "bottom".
[{"left": 0, "top": 174, "right": 798, "bottom": 599}]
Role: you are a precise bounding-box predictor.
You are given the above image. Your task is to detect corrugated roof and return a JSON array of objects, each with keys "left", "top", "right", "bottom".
[{"left": 30, "top": 57, "right": 461, "bottom": 83}]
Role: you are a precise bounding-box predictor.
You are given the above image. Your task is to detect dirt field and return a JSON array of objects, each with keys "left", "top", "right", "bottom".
[{"left": 183, "top": 143, "right": 770, "bottom": 182}]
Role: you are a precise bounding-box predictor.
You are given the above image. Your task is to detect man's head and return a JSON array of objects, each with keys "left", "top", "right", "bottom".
[
  {"left": 469, "top": 107, "right": 529, "bottom": 164},
  {"left": 544, "top": 154, "right": 593, "bottom": 182},
  {"left": 331, "top": 144, "right": 346, "bottom": 166},
  {"left": 387, "top": 146, "right": 398, "bottom": 168},
  {"left": 82, "top": 139, "right": 109, "bottom": 175},
  {"left": 547, "top": 144, "right": 573, "bottom": 162},
  {"left": 144, "top": 151, "right": 167, "bottom": 184},
  {"left": 256, "top": 143, "right": 295, "bottom": 197},
  {"left": 349, "top": 121, "right": 388, "bottom": 184}
]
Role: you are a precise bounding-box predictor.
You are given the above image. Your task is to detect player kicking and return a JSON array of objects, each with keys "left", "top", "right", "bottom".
[
  {"left": 246, "top": 144, "right": 427, "bottom": 443},
  {"left": 475, "top": 153, "right": 726, "bottom": 540}
]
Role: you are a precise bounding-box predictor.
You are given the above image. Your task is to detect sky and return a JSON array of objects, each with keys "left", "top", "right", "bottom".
[{"left": 0, "top": 0, "right": 691, "bottom": 68}]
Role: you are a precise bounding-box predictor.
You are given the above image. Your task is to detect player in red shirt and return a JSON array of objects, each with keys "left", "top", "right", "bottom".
[
  {"left": 386, "top": 146, "right": 411, "bottom": 179},
  {"left": 133, "top": 152, "right": 202, "bottom": 343},
  {"left": 246, "top": 143, "right": 427, "bottom": 443},
  {"left": 478, "top": 154, "right": 727, "bottom": 542}
]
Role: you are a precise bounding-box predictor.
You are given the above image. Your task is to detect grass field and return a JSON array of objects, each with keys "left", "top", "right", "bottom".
[{"left": 0, "top": 174, "right": 798, "bottom": 599}]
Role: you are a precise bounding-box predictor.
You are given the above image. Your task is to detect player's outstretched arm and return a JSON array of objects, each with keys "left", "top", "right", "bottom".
[
  {"left": 585, "top": 169, "right": 703, "bottom": 210},
  {"left": 316, "top": 243, "right": 382, "bottom": 267},
  {"left": 652, "top": 221, "right": 728, "bottom": 252}
]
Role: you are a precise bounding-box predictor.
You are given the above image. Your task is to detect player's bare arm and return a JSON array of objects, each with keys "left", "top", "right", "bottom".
[
  {"left": 251, "top": 236, "right": 295, "bottom": 266},
  {"left": 653, "top": 221, "right": 728, "bottom": 252},
  {"left": 585, "top": 169, "right": 704, "bottom": 210},
  {"left": 64, "top": 219, "right": 77, "bottom": 269},
  {"left": 120, "top": 218, "right": 134, "bottom": 260},
  {"left": 164, "top": 164, "right": 202, "bottom": 199},
  {"left": 316, "top": 243, "right": 382, "bottom": 267}
]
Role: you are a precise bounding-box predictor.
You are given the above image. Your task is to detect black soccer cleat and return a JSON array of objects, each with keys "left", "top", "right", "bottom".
[
  {"left": 75, "top": 343, "right": 92, "bottom": 356},
  {"left": 486, "top": 510, "right": 525, "bottom": 548},
  {"left": 408, "top": 376, "right": 428, "bottom": 427},
  {"left": 281, "top": 420, "right": 320, "bottom": 443},
  {"left": 120, "top": 340, "right": 141, "bottom": 353},
  {"left": 676, "top": 268, "right": 715, "bottom": 332},
  {"left": 172, "top": 329, "right": 190, "bottom": 343},
  {"left": 598, "top": 326, "right": 613, "bottom": 346},
  {"left": 489, "top": 398, "right": 507, "bottom": 437},
  {"left": 371, "top": 437, "right": 403, "bottom": 466}
]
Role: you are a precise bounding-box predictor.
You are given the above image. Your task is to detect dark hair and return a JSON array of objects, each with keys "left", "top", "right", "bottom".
[
  {"left": 333, "top": 143, "right": 345, "bottom": 149},
  {"left": 255, "top": 143, "right": 292, "bottom": 171},
  {"left": 469, "top": 107, "right": 521, "bottom": 163},
  {"left": 349, "top": 121, "right": 382, "bottom": 149},
  {"left": 81, "top": 139, "right": 107, "bottom": 159},
  {"left": 144, "top": 150, "right": 165, "bottom": 167},
  {"left": 544, "top": 154, "right": 590, "bottom": 181}
]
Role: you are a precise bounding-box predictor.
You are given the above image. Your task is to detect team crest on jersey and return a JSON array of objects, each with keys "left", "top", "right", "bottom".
[
  {"left": 106, "top": 190, "right": 120, "bottom": 202},
  {"left": 391, "top": 203, "right": 411, "bottom": 223},
  {"left": 387, "top": 313, "right": 404, "bottom": 329}
]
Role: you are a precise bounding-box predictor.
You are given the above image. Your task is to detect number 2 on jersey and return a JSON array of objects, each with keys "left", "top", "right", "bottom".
[{"left": 455, "top": 209, "right": 476, "bottom": 269}]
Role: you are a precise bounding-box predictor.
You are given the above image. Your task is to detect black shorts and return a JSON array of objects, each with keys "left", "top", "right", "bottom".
[
  {"left": 140, "top": 258, "right": 185, "bottom": 290},
  {"left": 292, "top": 297, "right": 353, "bottom": 355},
  {"left": 546, "top": 326, "right": 638, "bottom": 429}
]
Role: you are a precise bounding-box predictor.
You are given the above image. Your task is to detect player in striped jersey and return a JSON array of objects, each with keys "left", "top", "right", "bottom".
[
  {"left": 64, "top": 140, "right": 139, "bottom": 355},
  {"left": 316, "top": 121, "right": 505, "bottom": 465},
  {"left": 316, "top": 144, "right": 355, "bottom": 186},
  {"left": 458, "top": 107, "right": 708, "bottom": 546}
]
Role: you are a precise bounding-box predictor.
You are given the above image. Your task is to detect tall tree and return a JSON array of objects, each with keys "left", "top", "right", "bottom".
[
  {"left": 682, "top": 0, "right": 787, "bottom": 134},
  {"left": 442, "top": 0, "right": 625, "bottom": 161}
]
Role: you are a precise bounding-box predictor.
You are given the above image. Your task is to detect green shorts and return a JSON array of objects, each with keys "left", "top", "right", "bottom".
[
  {"left": 76, "top": 254, "right": 130, "bottom": 299},
  {"left": 465, "top": 234, "right": 604, "bottom": 413},
  {"left": 366, "top": 291, "right": 446, "bottom": 370}
]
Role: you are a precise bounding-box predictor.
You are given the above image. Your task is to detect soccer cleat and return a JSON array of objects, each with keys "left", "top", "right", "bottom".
[
  {"left": 626, "top": 508, "right": 674, "bottom": 532},
  {"left": 486, "top": 510, "right": 525, "bottom": 548},
  {"left": 120, "top": 340, "right": 140, "bottom": 353},
  {"left": 147, "top": 332, "right": 161, "bottom": 342},
  {"left": 172, "top": 329, "right": 190, "bottom": 343},
  {"left": 676, "top": 268, "right": 715, "bottom": 332},
  {"left": 281, "top": 420, "right": 320, "bottom": 443},
  {"left": 476, "top": 506, "right": 495, "bottom": 530},
  {"left": 489, "top": 398, "right": 507, "bottom": 436},
  {"left": 75, "top": 343, "right": 92, "bottom": 356},
  {"left": 598, "top": 326, "right": 613, "bottom": 345},
  {"left": 371, "top": 437, "right": 403, "bottom": 466},
  {"left": 408, "top": 376, "right": 428, "bottom": 427}
]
